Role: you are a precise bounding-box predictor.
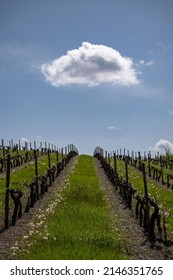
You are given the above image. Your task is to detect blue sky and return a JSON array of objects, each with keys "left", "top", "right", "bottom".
[{"left": 0, "top": 0, "right": 173, "bottom": 155}]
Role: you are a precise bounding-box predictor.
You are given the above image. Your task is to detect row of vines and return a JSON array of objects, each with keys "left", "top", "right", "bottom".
[
  {"left": 0, "top": 141, "right": 78, "bottom": 232},
  {"left": 94, "top": 147, "right": 173, "bottom": 247}
]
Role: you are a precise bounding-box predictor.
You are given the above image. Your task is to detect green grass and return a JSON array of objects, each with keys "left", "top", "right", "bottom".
[{"left": 20, "top": 155, "right": 129, "bottom": 260}]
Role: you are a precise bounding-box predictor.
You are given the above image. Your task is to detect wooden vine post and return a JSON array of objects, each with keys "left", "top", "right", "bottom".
[
  {"left": 160, "top": 156, "right": 164, "bottom": 185},
  {"left": 142, "top": 163, "right": 150, "bottom": 236},
  {"left": 48, "top": 148, "right": 51, "bottom": 169},
  {"left": 2, "top": 139, "right": 6, "bottom": 171},
  {"left": 108, "top": 153, "right": 111, "bottom": 165},
  {"left": 47, "top": 149, "right": 52, "bottom": 186},
  {"left": 5, "top": 154, "right": 11, "bottom": 229},
  {"left": 34, "top": 141, "right": 36, "bottom": 150},
  {"left": 105, "top": 150, "right": 107, "bottom": 161},
  {"left": 125, "top": 158, "right": 129, "bottom": 186},
  {"left": 113, "top": 152, "right": 117, "bottom": 175},
  {"left": 56, "top": 149, "right": 59, "bottom": 164},
  {"left": 34, "top": 150, "right": 39, "bottom": 200},
  {"left": 61, "top": 148, "right": 64, "bottom": 159}
]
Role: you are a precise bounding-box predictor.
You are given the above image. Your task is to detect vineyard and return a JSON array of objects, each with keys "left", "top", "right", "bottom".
[{"left": 0, "top": 140, "right": 173, "bottom": 259}]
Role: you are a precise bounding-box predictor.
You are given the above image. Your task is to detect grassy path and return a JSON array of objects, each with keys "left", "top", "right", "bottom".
[{"left": 18, "top": 155, "right": 128, "bottom": 260}]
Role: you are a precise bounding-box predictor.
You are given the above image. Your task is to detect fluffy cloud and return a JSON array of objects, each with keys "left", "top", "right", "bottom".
[
  {"left": 155, "top": 139, "right": 173, "bottom": 151},
  {"left": 150, "top": 139, "right": 173, "bottom": 152},
  {"left": 41, "top": 42, "right": 139, "bottom": 87}
]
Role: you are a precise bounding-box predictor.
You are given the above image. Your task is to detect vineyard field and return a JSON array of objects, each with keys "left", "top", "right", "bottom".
[{"left": 0, "top": 143, "right": 173, "bottom": 260}]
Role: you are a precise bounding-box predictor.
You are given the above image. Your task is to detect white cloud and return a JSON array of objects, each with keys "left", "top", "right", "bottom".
[
  {"left": 107, "top": 126, "right": 119, "bottom": 130},
  {"left": 139, "top": 59, "right": 154, "bottom": 66},
  {"left": 158, "top": 42, "right": 173, "bottom": 49},
  {"left": 145, "top": 60, "right": 154, "bottom": 66},
  {"left": 41, "top": 42, "right": 140, "bottom": 87},
  {"left": 139, "top": 60, "right": 145, "bottom": 65},
  {"left": 150, "top": 139, "right": 173, "bottom": 152}
]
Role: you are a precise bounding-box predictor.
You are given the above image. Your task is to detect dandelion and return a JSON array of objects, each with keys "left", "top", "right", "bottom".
[
  {"left": 11, "top": 247, "right": 16, "bottom": 250},
  {"left": 43, "top": 236, "right": 48, "bottom": 240},
  {"left": 23, "top": 236, "right": 29, "bottom": 239},
  {"left": 29, "top": 222, "right": 34, "bottom": 226},
  {"left": 37, "top": 214, "right": 45, "bottom": 220}
]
